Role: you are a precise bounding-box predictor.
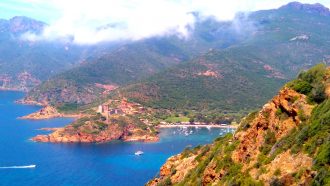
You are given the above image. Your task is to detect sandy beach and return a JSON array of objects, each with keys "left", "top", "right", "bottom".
[{"left": 157, "top": 124, "right": 238, "bottom": 129}]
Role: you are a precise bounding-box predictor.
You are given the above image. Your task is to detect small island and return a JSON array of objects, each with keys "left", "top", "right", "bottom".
[
  {"left": 29, "top": 99, "right": 159, "bottom": 143},
  {"left": 32, "top": 114, "right": 159, "bottom": 143}
]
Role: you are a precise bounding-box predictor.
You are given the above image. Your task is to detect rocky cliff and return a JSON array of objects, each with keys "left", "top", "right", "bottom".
[
  {"left": 148, "top": 64, "right": 330, "bottom": 186},
  {"left": 32, "top": 114, "right": 158, "bottom": 143},
  {"left": 20, "top": 106, "right": 79, "bottom": 120}
]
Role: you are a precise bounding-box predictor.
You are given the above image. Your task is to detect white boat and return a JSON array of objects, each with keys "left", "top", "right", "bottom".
[
  {"left": 0, "top": 165, "right": 36, "bottom": 169},
  {"left": 135, "top": 151, "right": 144, "bottom": 155}
]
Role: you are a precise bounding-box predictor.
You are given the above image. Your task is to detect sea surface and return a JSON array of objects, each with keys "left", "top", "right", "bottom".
[{"left": 0, "top": 91, "right": 234, "bottom": 186}]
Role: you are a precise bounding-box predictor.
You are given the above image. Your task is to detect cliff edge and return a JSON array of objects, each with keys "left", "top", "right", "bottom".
[{"left": 148, "top": 64, "right": 330, "bottom": 186}]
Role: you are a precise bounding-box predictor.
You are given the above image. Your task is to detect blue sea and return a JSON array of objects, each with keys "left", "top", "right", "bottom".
[{"left": 0, "top": 91, "right": 234, "bottom": 186}]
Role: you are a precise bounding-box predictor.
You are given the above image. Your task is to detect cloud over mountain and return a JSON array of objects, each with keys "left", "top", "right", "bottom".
[{"left": 15, "top": 0, "right": 330, "bottom": 44}]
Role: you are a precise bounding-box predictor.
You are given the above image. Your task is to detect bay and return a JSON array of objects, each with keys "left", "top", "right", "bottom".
[{"left": 0, "top": 91, "right": 234, "bottom": 186}]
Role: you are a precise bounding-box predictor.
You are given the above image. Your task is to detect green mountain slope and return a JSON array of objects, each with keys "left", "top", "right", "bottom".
[
  {"left": 117, "top": 2, "right": 330, "bottom": 113},
  {"left": 119, "top": 49, "right": 286, "bottom": 111},
  {"left": 26, "top": 18, "right": 251, "bottom": 107},
  {"left": 148, "top": 64, "right": 330, "bottom": 186},
  {"left": 0, "top": 16, "right": 121, "bottom": 91},
  {"left": 27, "top": 2, "right": 330, "bottom": 114}
]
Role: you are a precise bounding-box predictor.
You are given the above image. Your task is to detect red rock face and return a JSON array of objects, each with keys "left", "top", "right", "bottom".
[
  {"left": 32, "top": 123, "right": 158, "bottom": 143},
  {"left": 232, "top": 88, "right": 314, "bottom": 164},
  {"left": 147, "top": 87, "right": 317, "bottom": 186},
  {"left": 94, "top": 83, "right": 118, "bottom": 95}
]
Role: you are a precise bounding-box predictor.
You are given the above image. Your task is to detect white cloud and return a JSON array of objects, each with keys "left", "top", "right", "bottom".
[{"left": 19, "top": 0, "right": 330, "bottom": 44}]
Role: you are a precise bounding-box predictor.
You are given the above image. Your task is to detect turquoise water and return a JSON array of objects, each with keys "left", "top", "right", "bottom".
[{"left": 0, "top": 91, "right": 234, "bottom": 186}]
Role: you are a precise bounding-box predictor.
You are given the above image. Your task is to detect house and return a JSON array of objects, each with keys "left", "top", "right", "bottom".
[
  {"left": 97, "top": 104, "right": 110, "bottom": 114},
  {"left": 109, "top": 108, "right": 124, "bottom": 115}
]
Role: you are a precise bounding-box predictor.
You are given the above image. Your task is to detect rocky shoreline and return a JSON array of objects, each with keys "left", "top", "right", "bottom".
[
  {"left": 19, "top": 105, "right": 80, "bottom": 120},
  {"left": 15, "top": 98, "right": 45, "bottom": 106},
  {"left": 32, "top": 125, "right": 159, "bottom": 143},
  {"left": 16, "top": 97, "right": 159, "bottom": 143},
  {"left": 0, "top": 87, "right": 27, "bottom": 92},
  {"left": 37, "top": 128, "right": 61, "bottom": 131}
]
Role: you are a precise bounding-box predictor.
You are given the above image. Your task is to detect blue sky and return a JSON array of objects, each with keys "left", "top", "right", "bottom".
[
  {"left": 2, "top": 0, "right": 330, "bottom": 44},
  {"left": 0, "top": 0, "right": 60, "bottom": 22}
]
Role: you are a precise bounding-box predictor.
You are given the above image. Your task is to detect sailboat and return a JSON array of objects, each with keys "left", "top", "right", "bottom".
[{"left": 135, "top": 151, "right": 144, "bottom": 155}]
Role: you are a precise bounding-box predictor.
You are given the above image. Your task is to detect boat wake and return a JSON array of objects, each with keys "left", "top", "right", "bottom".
[{"left": 0, "top": 165, "right": 36, "bottom": 169}]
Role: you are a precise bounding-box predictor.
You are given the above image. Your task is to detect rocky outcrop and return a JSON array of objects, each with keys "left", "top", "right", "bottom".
[
  {"left": 20, "top": 106, "right": 79, "bottom": 120},
  {"left": 123, "top": 133, "right": 159, "bottom": 142},
  {"left": 232, "top": 88, "right": 314, "bottom": 165},
  {"left": 256, "top": 150, "right": 314, "bottom": 183},
  {"left": 37, "top": 128, "right": 60, "bottom": 131},
  {"left": 197, "top": 70, "right": 223, "bottom": 78},
  {"left": 32, "top": 125, "right": 124, "bottom": 143},
  {"left": 32, "top": 116, "right": 159, "bottom": 143},
  {"left": 148, "top": 154, "right": 198, "bottom": 186},
  {"left": 148, "top": 87, "right": 319, "bottom": 186},
  {"left": 15, "top": 98, "right": 45, "bottom": 106},
  {"left": 281, "top": 2, "right": 330, "bottom": 16}
]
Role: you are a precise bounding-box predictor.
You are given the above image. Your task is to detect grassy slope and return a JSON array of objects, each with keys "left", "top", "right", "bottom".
[{"left": 26, "top": 18, "right": 250, "bottom": 107}]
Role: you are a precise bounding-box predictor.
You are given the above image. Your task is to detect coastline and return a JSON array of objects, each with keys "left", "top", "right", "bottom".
[
  {"left": 32, "top": 126, "right": 159, "bottom": 143},
  {"left": 18, "top": 105, "right": 81, "bottom": 120},
  {"left": 19, "top": 114, "right": 80, "bottom": 120},
  {"left": 157, "top": 124, "right": 238, "bottom": 129},
  {"left": 15, "top": 98, "right": 46, "bottom": 106},
  {"left": 0, "top": 87, "right": 27, "bottom": 92}
]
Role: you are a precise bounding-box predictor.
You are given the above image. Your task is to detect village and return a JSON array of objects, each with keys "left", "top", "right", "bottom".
[{"left": 96, "top": 98, "right": 147, "bottom": 121}]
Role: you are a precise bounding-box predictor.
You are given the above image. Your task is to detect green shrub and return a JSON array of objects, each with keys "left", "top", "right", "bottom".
[
  {"left": 95, "top": 121, "right": 108, "bottom": 130},
  {"left": 299, "top": 64, "right": 326, "bottom": 84},
  {"left": 265, "top": 130, "right": 276, "bottom": 145},
  {"left": 275, "top": 108, "right": 283, "bottom": 116},
  {"left": 157, "top": 177, "right": 172, "bottom": 186},
  {"left": 309, "top": 84, "right": 326, "bottom": 103},
  {"left": 288, "top": 79, "right": 313, "bottom": 94},
  {"left": 312, "top": 167, "right": 330, "bottom": 186},
  {"left": 274, "top": 168, "right": 281, "bottom": 176},
  {"left": 181, "top": 147, "right": 192, "bottom": 159},
  {"left": 297, "top": 110, "right": 308, "bottom": 121},
  {"left": 287, "top": 63, "right": 327, "bottom": 103},
  {"left": 72, "top": 117, "right": 89, "bottom": 128},
  {"left": 270, "top": 178, "right": 284, "bottom": 186},
  {"left": 314, "top": 141, "right": 330, "bottom": 169}
]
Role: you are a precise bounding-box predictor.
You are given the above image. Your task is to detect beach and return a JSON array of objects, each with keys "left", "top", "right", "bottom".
[{"left": 157, "top": 124, "right": 238, "bottom": 129}]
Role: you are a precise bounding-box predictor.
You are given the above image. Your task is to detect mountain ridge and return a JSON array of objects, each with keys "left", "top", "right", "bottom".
[
  {"left": 280, "top": 1, "right": 330, "bottom": 16},
  {"left": 23, "top": 2, "right": 330, "bottom": 115}
]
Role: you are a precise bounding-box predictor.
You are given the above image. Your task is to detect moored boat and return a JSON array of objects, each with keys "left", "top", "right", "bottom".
[{"left": 135, "top": 151, "right": 144, "bottom": 155}]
